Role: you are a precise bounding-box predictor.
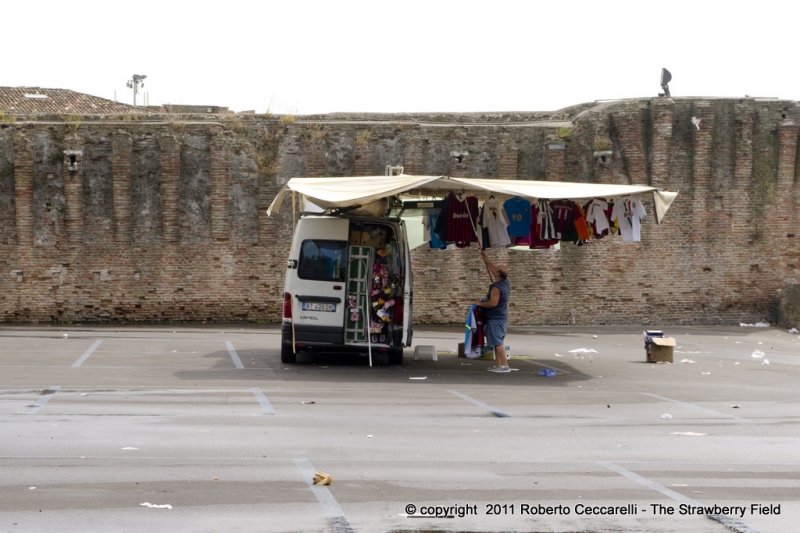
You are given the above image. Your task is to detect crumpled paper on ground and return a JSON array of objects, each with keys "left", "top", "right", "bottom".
[{"left": 313, "top": 471, "right": 333, "bottom": 485}]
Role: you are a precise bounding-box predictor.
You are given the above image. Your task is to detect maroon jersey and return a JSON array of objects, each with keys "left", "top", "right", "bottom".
[{"left": 439, "top": 193, "right": 479, "bottom": 245}]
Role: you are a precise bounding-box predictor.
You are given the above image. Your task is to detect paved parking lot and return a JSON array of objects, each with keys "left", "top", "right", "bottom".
[{"left": 1, "top": 323, "right": 799, "bottom": 533}]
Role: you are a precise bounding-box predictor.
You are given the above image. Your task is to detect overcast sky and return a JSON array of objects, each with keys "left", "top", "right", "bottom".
[{"left": 5, "top": 0, "right": 799, "bottom": 115}]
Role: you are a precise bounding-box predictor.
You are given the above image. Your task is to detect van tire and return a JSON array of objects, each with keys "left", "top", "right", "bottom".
[
  {"left": 281, "top": 341, "right": 297, "bottom": 364},
  {"left": 388, "top": 348, "right": 403, "bottom": 365}
]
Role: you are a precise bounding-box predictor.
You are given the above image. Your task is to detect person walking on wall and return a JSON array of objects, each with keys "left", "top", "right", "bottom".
[{"left": 473, "top": 250, "right": 511, "bottom": 373}]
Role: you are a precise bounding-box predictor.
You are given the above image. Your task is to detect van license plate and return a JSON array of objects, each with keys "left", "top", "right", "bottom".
[{"left": 302, "top": 302, "right": 336, "bottom": 312}]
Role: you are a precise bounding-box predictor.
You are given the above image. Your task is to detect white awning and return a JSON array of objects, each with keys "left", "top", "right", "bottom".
[{"left": 267, "top": 175, "right": 678, "bottom": 223}]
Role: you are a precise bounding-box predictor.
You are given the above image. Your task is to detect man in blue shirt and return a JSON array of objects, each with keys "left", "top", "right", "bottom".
[{"left": 473, "top": 250, "right": 511, "bottom": 373}]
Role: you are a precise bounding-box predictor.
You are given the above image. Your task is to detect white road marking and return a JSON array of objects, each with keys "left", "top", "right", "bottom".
[
  {"left": 27, "top": 386, "right": 61, "bottom": 414},
  {"left": 641, "top": 393, "right": 747, "bottom": 421},
  {"left": 294, "top": 458, "right": 355, "bottom": 533},
  {"left": 250, "top": 387, "right": 276, "bottom": 415},
  {"left": 225, "top": 341, "right": 244, "bottom": 369},
  {"left": 447, "top": 389, "right": 510, "bottom": 418},
  {"left": 71, "top": 340, "right": 103, "bottom": 368},
  {"left": 599, "top": 461, "right": 760, "bottom": 533}
]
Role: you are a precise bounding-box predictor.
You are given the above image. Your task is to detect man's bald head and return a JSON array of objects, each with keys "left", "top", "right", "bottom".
[{"left": 497, "top": 265, "right": 509, "bottom": 280}]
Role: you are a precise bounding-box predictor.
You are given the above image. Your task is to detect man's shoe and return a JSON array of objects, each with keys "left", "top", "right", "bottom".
[{"left": 488, "top": 365, "right": 511, "bottom": 373}]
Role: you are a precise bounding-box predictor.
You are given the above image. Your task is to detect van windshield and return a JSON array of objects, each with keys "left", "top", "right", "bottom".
[{"left": 298, "top": 240, "right": 347, "bottom": 282}]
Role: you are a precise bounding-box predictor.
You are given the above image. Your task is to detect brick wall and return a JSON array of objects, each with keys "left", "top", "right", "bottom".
[{"left": 0, "top": 98, "right": 798, "bottom": 325}]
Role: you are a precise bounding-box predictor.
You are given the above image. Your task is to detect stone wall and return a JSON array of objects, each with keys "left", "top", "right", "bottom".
[{"left": 0, "top": 97, "right": 798, "bottom": 325}]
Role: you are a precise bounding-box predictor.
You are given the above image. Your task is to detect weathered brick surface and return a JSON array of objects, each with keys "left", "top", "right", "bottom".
[
  {"left": 402, "top": 139, "right": 424, "bottom": 175},
  {"left": 63, "top": 133, "right": 85, "bottom": 245},
  {"left": 306, "top": 140, "right": 326, "bottom": 178},
  {"left": 0, "top": 129, "right": 15, "bottom": 245},
  {"left": 179, "top": 133, "right": 211, "bottom": 243},
  {"left": 82, "top": 133, "right": 113, "bottom": 244},
  {"left": 210, "top": 136, "right": 231, "bottom": 241},
  {"left": 0, "top": 99, "right": 799, "bottom": 325},
  {"left": 130, "top": 132, "right": 162, "bottom": 244},
  {"left": 545, "top": 143, "right": 565, "bottom": 182},
  {"left": 159, "top": 135, "right": 180, "bottom": 244},
  {"left": 13, "top": 134, "right": 33, "bottom": 245},
  {"left": 112, "top": 132, "right": 133, "bottom": 243},
  {"left": 354, "top": 142, "right": 373, "bottom": 176},
  {"left": 497, "top": 140, "right": 518, "bottom": 178}
]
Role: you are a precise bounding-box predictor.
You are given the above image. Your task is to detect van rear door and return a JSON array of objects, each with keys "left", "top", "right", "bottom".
[
  {"left": 292, "top": 217, "right": 349, "bottom": 336},
  {"left": 399, "top": 220, "right": 413, "bottom": 346}
]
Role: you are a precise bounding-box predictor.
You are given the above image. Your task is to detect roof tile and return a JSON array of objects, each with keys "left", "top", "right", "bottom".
[{"left": 0, "top": 87, "right": 153, "bottom": 115}]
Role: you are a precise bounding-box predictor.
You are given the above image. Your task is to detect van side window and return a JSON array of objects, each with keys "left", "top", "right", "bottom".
[{"left": 298, "top": 240, "right": 347, "bottom": 282}]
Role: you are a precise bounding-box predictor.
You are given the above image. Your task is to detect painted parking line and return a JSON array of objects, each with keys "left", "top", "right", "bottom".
[
  {"left": 518, "top": 359, "right": 573, "bottom": 374},
  {"left": 599, "top": 461, "right": 760, "bottom": 533},
  {"left": 27, "top": 386, "right": 61, "bottom": 414},
  {"left": 250, "top": 387, "right": 277, "bottom": 415},
  {"left": 225, "top": 341, "right": 244, "bottom": 369},
  {"left": 71, "top": 340, "right": 103, "bottom": 368},
  {"left": 294, "top": 458, "right": 356, "bottom": 533},
  {"left": 641, "top": 393, "right": 747, "bottom": 422},
  {"left": 447, "top": 390, "right": 510, "bottom": 418}
]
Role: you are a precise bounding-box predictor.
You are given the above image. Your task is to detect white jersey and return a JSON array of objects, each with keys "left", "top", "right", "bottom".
[
  {"left": 481, "top": 199, "right": 511, "bottom": 247},
  {"left": 585, "top": 199, "right": 610, "bottom": 234},
  {"left": 611, "top": 196, "right": 646, "bottom": 242}
]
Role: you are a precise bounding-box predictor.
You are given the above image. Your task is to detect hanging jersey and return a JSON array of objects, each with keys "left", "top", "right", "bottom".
[
  {"left": 584, "top": 199, "right": 611, "bottom": 237},
  {"left": 529, "top": 202, "right": 559, "bottom": 249},
  {"left": 551, "top": 200, "right": 579, "bottom": 241},
  {"left": 503, "top": 197, "right": 532, "bottom": 237},
  {"left": 573, "top": 203, "right": 591, "bottom": 242},
  {"left": 537, "top": 199, "right": 557, "bottom": 240},
  {"left": 481, "top": 198, "right": 512, "bottom": 247},
  {"left": 440, "top": 194, "right": 479, "bottom": 245},
  {"left": 611, "top": 196, "right": 647, "bottom": 242},
  {"left": 426, "top": 210, "right": 447, "bottom": 249}
]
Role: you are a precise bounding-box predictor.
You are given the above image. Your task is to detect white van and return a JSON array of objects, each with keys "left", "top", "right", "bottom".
[{"left": 281, "top": 215, "right": 413, "bottom": 364}]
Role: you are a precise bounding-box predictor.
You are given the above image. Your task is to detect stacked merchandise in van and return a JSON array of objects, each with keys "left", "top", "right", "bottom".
[{"left": 368, "top": 242, "right": 404, "bottom": 344}]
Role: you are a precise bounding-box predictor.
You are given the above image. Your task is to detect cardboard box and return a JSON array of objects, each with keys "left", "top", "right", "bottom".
[
  {"left": 360, "top": 232, "right": 385, "bottom": 248},
  {"left": 648, "top": 336, "right": 676, "bottom": 363},
  {"left": 349, "top": 231, "right": 363, "bottom": 245}
]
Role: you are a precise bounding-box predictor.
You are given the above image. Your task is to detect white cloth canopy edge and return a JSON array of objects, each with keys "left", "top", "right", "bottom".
[{"left": 267, "top": 175, "right": 678, "bottom": 223}]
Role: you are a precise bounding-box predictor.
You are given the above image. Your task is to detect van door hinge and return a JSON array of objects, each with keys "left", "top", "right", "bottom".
[{"left": 287, "top": 259, "right": 298, "bottom": 269}]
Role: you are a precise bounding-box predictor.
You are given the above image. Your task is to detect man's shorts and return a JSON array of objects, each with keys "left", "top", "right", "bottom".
[{"left": 485, "top": 319, "right": 507, "bottom": 347}]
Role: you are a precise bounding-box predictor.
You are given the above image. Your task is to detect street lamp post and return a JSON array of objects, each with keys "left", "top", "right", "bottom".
[{"left": 126, "top": 75, "right": 147, "bottom": 106}]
